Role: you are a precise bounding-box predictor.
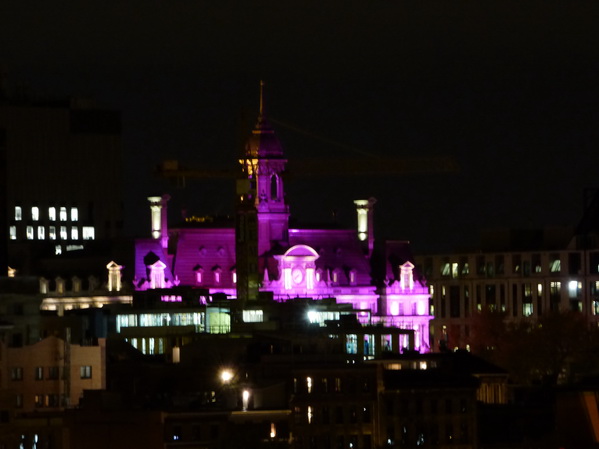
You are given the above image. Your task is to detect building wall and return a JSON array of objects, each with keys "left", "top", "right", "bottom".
[
  {"left": 4, "top": 336, "right": 105, "bottom": 412},
  {"left": 0, "top": 99, "right": 123, "bottom": 274},
  {"left": 417, "top": 248, "right": 599, "bottom": 350}
]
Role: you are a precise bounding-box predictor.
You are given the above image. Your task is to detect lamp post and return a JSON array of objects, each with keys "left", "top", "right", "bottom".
[{"left": 242, "top": 389, "right": 250, "bottom": 412}]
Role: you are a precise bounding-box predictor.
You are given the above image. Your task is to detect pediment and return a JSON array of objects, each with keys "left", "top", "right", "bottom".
[{"left": 283, "top": 244, "right": 319, "bottom": 258}]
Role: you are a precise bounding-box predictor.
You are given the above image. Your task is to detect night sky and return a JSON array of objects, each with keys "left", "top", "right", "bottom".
[{"left": 2, "top": 0, "right": 599, "bottom": 254}]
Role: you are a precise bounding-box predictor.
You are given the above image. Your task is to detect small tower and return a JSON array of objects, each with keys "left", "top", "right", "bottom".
[
  {"left": 354, "top": 197, "right": 377, "bottom": 257},
  {"left": 236, "top": 82, "right": 290, "bottom": 303},
  {"left": 147, "top": 194, "right": 170, "bottom": 250},
  {"left": 239, "top": 81, "right": 290, "bottom": 256}
]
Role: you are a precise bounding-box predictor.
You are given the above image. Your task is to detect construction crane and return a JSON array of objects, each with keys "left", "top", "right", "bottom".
[{"left": 155, "top": 118, "right": 459, "bottom": 187}]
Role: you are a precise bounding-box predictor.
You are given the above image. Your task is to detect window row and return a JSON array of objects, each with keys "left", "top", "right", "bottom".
[
  {"left": 296, "top": 404, "right": 372, "bottom": 425},
  {"left": 10, "top": 225, "right": 95, "bottom": 241},
  {"left": 386, "top": 421, "right": 471, "bottom": 447},
  {"left": 436, "top": 281, "right": 587, "bottom": 318},
  {"left": 293, "top": 375, "right": 372, "bottom": 395},
  {"left": 14, "top": 206, "right": 79, "bottom": 222},
  {"left": 15, "top": 393, "right": 68, "bottom": 409},
  {"left": 11, "top": 365, "right": 92, "bottom": 380},
  {"left": 432, "top": 252, "right": 585, "bottom": 279},
  {"left": 384, "top": 396, "right": 469, "bottom": 415}
]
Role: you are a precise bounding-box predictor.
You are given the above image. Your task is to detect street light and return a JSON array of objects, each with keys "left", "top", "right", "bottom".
[
  {"left": 242, "top": 389, "right": 250, "bottom": 411},
  {"left": 220, "top": 369, "right": 234, "bottom": 384}
]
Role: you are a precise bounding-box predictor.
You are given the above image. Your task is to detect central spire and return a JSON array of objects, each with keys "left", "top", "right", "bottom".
[
  {"left": 259, "top": 80, "right": 265, "bottom": 120},
  {"left": 245, "top": 81, "right": 283, "bottom": 158}
]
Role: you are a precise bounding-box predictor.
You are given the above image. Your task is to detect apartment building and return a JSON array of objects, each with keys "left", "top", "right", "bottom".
[
  {"left": 3, "top": 336, "right": 105, "bottom": 413},
  {"left": 416, "top": 227, "right": 599, "bottom": 350}
]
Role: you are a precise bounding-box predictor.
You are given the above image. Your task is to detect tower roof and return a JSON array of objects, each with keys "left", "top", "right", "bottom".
[{"left": 244, "top": 81, "right": 284, "bottom": 158}]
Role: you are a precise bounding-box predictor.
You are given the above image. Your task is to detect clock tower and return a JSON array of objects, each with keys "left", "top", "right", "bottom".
[{"left": 240, "top": 81, "right": 290, "bottom": 257}]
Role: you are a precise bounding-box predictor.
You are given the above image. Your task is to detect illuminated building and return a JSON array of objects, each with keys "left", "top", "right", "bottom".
[
  {"left": 416, "top": 226, "right": 599, "bottom": 350},
  {"left": 133, "top": 86, "right": 432, "bottom": 351},
  {"left": 0, "top": 94, "right": 123, "bottom": 273},
  {"left": 288, "top": 351, "right": 496, "bottom": 449}
]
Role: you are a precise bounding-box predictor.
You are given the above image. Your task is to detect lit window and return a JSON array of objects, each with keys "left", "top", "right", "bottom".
[
  {"left": 59, "top": 207, "right": 67, "bottom": 221},
  {"left": 15, "top": 206, "right": 22, "bottom": 221},
  {"left": 214, "top": 270, "right": 221, "bottom": 284},
  {"left": 346, "top": 334, "right": 357, "bottom": 354},
  {"left": 71, "top": 227, "right": 78, "bottom": 240},
  {"left": 31, "top": 206, "right": 39, "bottom": 221},
  {"left": 242, "top": 310, "right": 263, "bottom": 322},
  {"left": 523, "top": 303, "right": 533, "bottom": 317},
  {"left": 441, "top": 263, "right": 450, "bottom": 276},
  {"left": 60, "top": 226, "right": 67, "bottom": 240},
  {"left": 56, "top": 278, "right": 65, "bottom": 294},
  {"left": 195, "top": 270, "right": 203, "bottom": 284},
  {"left": 34, "top": 394, "right": 44, "bottom": 408},
  {"left": 462, "top": 263, "right": 470, "bottom": 275},
  {"left": 26, "top": 226, "right": 34, "bottom": 240},
  {"left": 37, "top": 226, "right": 45, "bottom": 240},
  {"left": 451, "top": 263, "right": 458, "bottom": 279},
  {"left": 80, "top": 366, "right": 92, "bottom": 379},
  {"left": 71, "top": 207, "right": 78, "bottom": 221},
  {"left": 82, "top": 226, "right": 95, "bottom": 240},
  {"left": 49, "top": 226, "right": 56, "bottom": 240},
  {"left": 48, "top": 207, "right": 56, "bottom": 221},
  {"left": 232, "top": 270, "right": 237, "bottom": 284},
  {"left": 9, "top": 226, "right": 16, "bottom": 240},
  {"left": 284, "top": 268, "right": 292, "bottom": 290},
  {"left": 569, "top": 280, "right": 582, "bottom": 298},
  {"left": 307, "top": 376, "right": 313, "bottom": 393},
  {"left": 307, "top": 405, "right": 313, "bottom": 424},
  {"left": 550, "top": 281, "right": 561, "bottom": 295},
  {"left": 335, "top": 377, "right": 342, "bottom": 392}
]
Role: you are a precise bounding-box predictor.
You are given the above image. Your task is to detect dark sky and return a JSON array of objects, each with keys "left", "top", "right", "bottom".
[{"left": 2, "top": 0, "right": 599, "bottom": 253}]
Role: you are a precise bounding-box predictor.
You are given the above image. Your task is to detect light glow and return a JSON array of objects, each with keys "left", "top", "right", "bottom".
[
  {"left": 220, "top": 369, "right": 233, "bottom": 383},
  {"left": 242, "top": 389, "right": 250, "bottom": 411}
]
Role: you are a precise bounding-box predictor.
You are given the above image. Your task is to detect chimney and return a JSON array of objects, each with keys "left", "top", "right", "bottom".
[
  {"left": 354, "top": 197, "right": 377, "bottom": 257},
  {"left": 147, "top": 194, "right": 171, "bottom": 250}
]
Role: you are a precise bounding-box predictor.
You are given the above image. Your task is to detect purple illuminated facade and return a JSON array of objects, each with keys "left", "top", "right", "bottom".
[{"left": 134, "top": 87, "right": 432, "bottom": 351}]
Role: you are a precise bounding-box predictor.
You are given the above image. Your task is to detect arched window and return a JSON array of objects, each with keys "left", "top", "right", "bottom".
[
  {"left": 270, "top": 174, "right": 278, "bottom": 200},
  {"left": 195, "top": 270, "right": 203, "bottom": 284}
]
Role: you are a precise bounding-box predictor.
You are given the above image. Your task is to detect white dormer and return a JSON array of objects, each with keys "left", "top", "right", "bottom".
[
  {"left": 400, "top": 261, "right": 415, "bottom": 291},
  {"left": 107, "top": 261, "right": 123, "bottom": 292},
  {"left": 149, "top": 260, "right": 167, "bottom": 289}
]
